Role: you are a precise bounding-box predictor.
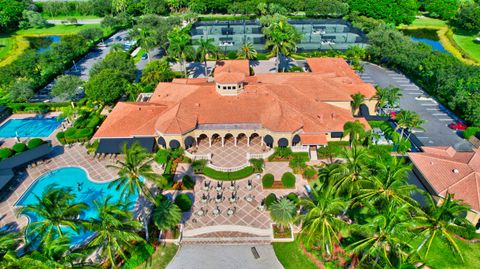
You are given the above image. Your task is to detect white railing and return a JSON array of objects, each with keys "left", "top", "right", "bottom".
[
  {"left": 291, "top": 145, "right": 309, "bottom": 152},
  {"left": 206, "top": 162, "right": 250, "bottom": 172},
  {"left": 185, "top": 151, "right": 211, "bottom": 161},
  {"left": 247, "top": 148, "right": 275, "bottom": 160}
]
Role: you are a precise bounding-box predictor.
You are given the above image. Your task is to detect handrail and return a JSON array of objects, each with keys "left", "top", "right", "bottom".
[{"left": 206, "top": 162, "right": 249, "bottom": 172}]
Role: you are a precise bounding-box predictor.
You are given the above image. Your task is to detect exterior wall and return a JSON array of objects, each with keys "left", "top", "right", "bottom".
[
  {"left": 216, "top": 82, "right": 244, "bottom": 96},
  {"left": 325, "top": 101, "right": 352, "bottom": 111},
  {"left": 364, "top": 99, "right": 378, "bottom": 115}
]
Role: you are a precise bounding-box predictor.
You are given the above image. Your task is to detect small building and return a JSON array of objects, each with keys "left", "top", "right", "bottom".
[{"left": 409, "top": 147, "right": 480, "bottom": 226}]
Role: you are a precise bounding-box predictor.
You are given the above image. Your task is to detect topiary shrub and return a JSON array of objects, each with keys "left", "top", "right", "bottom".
[
  {"left": 0, "top": 148, "right": 14, "bottom": 160},
  {"left": 27, "top": 138, "right": 44, "bottom": 149},
  {"left": 12, "top": 143, "right": 27, "bottom": 154},
  {"left": 182, "top": 175, "right": 195, "bottom": 189},
  {"left": 303, "top": 166, "right": 316, "bottom": 180},
  {"left": 286, "top": 192, "right": 299, "bottom": 204},
  {"left": 174, "top": 193, "right": 193, "bottom": 212},
  {"left": 281, "top": 172, "right": 296, "bottom": 188},
  {"left": 262, "top": 173, "right": 274, "bottom": 188},
  {"left": 227, "top": 50, "right": 237, "bottom": 59},
  {"left": 264, "top": 193, "right": 277, "bottom": 209}
]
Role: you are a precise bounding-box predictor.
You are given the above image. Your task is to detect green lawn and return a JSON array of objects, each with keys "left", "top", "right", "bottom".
[
  {"left": 415, "top": 237, "right": 480, "bottom": 269},
  {"left": 273, "top": 238, "right": 318, "bottom": 269},
  {"left": 16, "top": 24, "right": 104, "bottom": 36},
  {"left": 137, "top": 243, "right": 178, "bottom": 269},
  {"left": 452, "top": 31, "right": 480, "bottom": 62},
  {"left": 41, "top": 14, "right": 101, "bottom": 20},
  {"left": 0, "top": 34, "right": 14, "bottom": 60},
  {"left": 408, "top": 17, "right": 447, "bottom": 28}
]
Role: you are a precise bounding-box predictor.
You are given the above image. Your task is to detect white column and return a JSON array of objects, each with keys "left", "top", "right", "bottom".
[
  {"left": 234, "top": 137, "right": 237, "bottom": 146},
  {"left": 261, "top": 137, "right": 264, "bottom": 146},
  {"left": 247, "top": 136, "right": 250, "bottom": 146}
]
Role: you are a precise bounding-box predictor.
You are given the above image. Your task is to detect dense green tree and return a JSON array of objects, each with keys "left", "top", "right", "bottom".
[
  {"left": 85, "top": 69, "right": 128, "bottom": 104},
  {"left": 153, "top": 196, "right": 182, "bottom": 240},
  {"left": 270, "top": 198, "right": 297, "bottom": 233},
  {"left": 90, "top": 51, "right": 136, "bottom": 82},
  {"left": 87, "top": 197, "right": 144, "bottom": 269},
  {"left": 51, "top": 75, "right": 83, "bottom": 100},
  {"left": 140, "top": 0, "right": 169, "bottom": 15},
  {"left": 331, "top": 146, "right": 370, "bottom": 197},
  {"left": 421, "top": 0, "right": 459, "bottom": 20},
  {"left": 78, "top": 28, "right": 104, "bottom": 42},
  {"left": 9, "top": 79, "right": 35, "bottom": 102},
  {"left": 342, "top": 120, "right": 366, "bottom": 147},
  {"left": 0, "top": 0, "right": 27, "bottom": 33},
  {"left": 0, "top": 230, "right": 21, "bottom": 268},
  {"left": 375, "top": 86, "right": 402, "bottom": 110},
  {"left": 167, "top": 26, "right": 195, "bottom": 78},
  {"left": 348, "top": 0, "right": 418, "bottom": 25},
  {"left": 141, "top": 58, "right": 176, "bottom": 89},
  {"left": 196, "top": 38, "right": 218, "bottom": 77},
  {"left": 19, "top": 10, "right": 48, "bottom": 29},
  {"left": 17, "top": 186, "right": 88, "bottom": 247},
  {"left": 452, "top": 2, "right": 480, "bottom": 31},
  {"left": 304, "top": 0, "right": 349, "bottom": 18}
]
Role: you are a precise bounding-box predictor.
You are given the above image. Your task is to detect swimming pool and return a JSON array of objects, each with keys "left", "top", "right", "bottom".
[
  {"left": 16, "top": 167, "right": 139, "bottom": 246},
  {"left": 0, "top": 116, "right": 62, "bottom": 138}
]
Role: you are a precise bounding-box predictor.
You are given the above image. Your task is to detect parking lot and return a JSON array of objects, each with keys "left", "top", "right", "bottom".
[{"left": 360, "top": 63, "right": 472, "bottom": 150}]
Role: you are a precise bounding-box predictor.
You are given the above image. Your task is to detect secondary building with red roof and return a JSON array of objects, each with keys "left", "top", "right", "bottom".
[{"left": 94, "top": 58, "right": 377, "bottom": 156}]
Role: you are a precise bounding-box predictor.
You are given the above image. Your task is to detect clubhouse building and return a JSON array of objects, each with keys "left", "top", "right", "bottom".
[{"left": 93, "top": 58, "right": 377, "bottom": 159}]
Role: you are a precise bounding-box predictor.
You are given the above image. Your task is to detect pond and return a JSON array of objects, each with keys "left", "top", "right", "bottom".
[
  {"left": 26, "top": 35, "right": 61, "bottom": 53},
  {"left": 401, "top": 29, "right": 449, "bottom": 53}
]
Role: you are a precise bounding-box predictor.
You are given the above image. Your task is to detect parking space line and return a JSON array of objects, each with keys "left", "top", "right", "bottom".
[
  {"left": 439, "top": 119, "right": 452, "bottom": 121},
  {"left": 421, "top": 103, "right": 437, "bottom": 106},
  {"left": 433, "top": 113, "right": 448, "bottom": 116},
  {"left": 426, "top": 108, "right": 441, "bottom": 111}
]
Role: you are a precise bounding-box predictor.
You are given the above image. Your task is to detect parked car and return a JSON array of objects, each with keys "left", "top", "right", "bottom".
[
  {"left": 390, "top": 111, "right": 397, "bottom": 119},
  {"left": 141, "top": 53, "right": 148, "bottom": 60},
  {"left": 415, "top": 95, "right": 433, "bottom": 101},
  {"left": 448, "top": 121, "right": 467, "bottom": 130}
]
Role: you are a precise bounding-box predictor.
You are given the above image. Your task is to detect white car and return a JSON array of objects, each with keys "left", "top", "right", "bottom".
[{"left": 415, "top": 95, "right": 433, "bottom": 101}]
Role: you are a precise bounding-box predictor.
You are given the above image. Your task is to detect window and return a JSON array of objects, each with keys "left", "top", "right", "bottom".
[
  {"left": 223, "top": 86, "right": 227, "bottom": 90},
  {"left": 227, "top": 86, "right": 231, "bottom": 90}
]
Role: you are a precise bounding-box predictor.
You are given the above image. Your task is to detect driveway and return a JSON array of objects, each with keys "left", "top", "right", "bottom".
[
  {"left": 360, "top": 63, "right": 472, "bottom": 150},
  {"left": 167, "top": 244, "right": 283, "bottom": 269}
]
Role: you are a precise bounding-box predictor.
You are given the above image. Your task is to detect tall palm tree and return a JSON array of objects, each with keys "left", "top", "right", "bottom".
[
  {"left": 349, "top": 203, "right": 416, "bottom": 268},
  {"left": 108, "top": 142, "right": 166, "bottom": 204},
  {"left": 135, "top": 28, "right": 157, "bottom": 62},
  {"left": 395, "top": 110, "right": 426, "bottom": 142},
  {"left": 374, "top": 86, "right": 402, "bottom": 112},
  {"left": 298, "top": 185, "right": 347, "bottom": 258},
  {"left": 342, "top": 120, "right": 366, "bottom": 147},
  {"left": 153, "top": 196, "right": 182, "bottom": 241},
  {"left": 356, "top": 157, "right": 417, "bottom": 208},
  {"left": 87, "top": 197, "right": 144, "bottom": 269},
  {"left": 270, "top": 198, "right": 297, "bottom": 233},
  {"left": 237, "top": 42, "right": 257, "bottom": 60},
  {"left": 351, "top": 93, "right": 365, "bottom": 116},
  {"left": 17, "top": 186, "right": 88, "bottom": 246},
  {"left": 195, "top": 38, "right": 218, "bottom": 77},
  {"left": 167, "top": 28, "right": 194, "bottom": 78},
  {"left": 331, "top": 146, "right": 370, "bottom": 197},
  {"left": 414, "top": 193, "right": 472, "bottom": 262},
  {"left": 0, "top": 230, "right": 21, "bottom": 268},
  {"left": 140, "top": 59, "right": 175, "bottom": 88}
]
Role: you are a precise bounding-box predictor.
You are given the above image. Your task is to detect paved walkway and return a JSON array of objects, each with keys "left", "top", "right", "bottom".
[
  {"left": 167, "top": 244, "right": 283, "bottom": 269},
  {"left": 193, "top": 139, "right": 265, "bottom": 168}
]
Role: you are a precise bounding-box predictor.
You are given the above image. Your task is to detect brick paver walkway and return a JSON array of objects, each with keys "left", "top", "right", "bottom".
[{"left": 194, "top": 140, "right": 266, "bottom": 168}]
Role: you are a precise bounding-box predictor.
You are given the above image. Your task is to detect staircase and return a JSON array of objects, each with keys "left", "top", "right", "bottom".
[{"left": 309, "top": 146, "right": 318, "bottom": 161}]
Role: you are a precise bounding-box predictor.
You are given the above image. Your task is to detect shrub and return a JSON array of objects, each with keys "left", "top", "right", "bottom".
[
  {"left": 56, "top": 131, "right": 66, "bottom": 144},
  {"left": 303, "top": 167, "right": 316, "bottom": 180},
  {"left": 12, "top": 143, "right": 27, "bottom": 153},
  {"left": 170, "top": 147, "right": 184, "bottom": 159},
  {"left": 0, "top": 148, "right": 14, "bottom": 160},
  {"left": 155, "top": 149, "right": 170, "bottom": 164},
  {"left": 27, "top": 138, "right": 44, "bottom": 149},
  {"left": 122, "top": 243, "right": 155, "bottom": 269},
  {"left": 286, "top": 192, "right": 299, "bottom": 204},
  {"left": 174, "top": 193, "right": 193, "bottom": 212},
  {"left": 464, "top": 127, "right": 480, "bottom": 139},
  {"left": 86, "top": 114, "right": 102, "bottom": 128},
  {"left": 281, "top": 172, "right": 296, "bottom": 188},
  {"left": 262, "top": 173, "right": 274, "bottom": 188},
  {"left": 202, "top": 166, "right": 254, "bottom": 180},
  {"left": 256, "top": 53, "right": 268, "bottom": 60},
  {"left": 227, "top": 51, "right": 238, "bottom": 59},
  {"left": 264, "top": 193, "right": 277, "bottom": 209},
  {"left": 249, "top": 158, "right": 264, "bottom": 172},
  {"left": 317, "top": 141, "right": 349, "bottom": 158},
  {"left": 192, "top": 159, "right": 207, "bottom": 173},
  {"left": 182, "top": 175, "right": 195, "bottom": 189}
]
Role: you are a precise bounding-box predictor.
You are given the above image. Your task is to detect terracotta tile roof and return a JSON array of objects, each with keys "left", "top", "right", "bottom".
[
  {"left": 214, "top": 60, "right": 250, "bottom": 76},
  {"left": 214, "top": 72, "right": 246, "bottom": 83},
  {"left": 409, "top": 147, "right": 480, "bottom": 212},
  {"left": 95, "top": 58, "right": 376, "bottom": 143},
  {"left": 300, "top": 134, "right": 327, "bottom": 145}
]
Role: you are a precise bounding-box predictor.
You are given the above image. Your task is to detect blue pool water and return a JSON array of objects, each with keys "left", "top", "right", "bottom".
[
  {"left": 16, "top": 167, "right": 139, "bottom": 246},
  {"left": 0, "top": 117, "right": 62, "bottom": 138},
  {"left": 411, "top": 37, "right": 449, "bottom": 53}
]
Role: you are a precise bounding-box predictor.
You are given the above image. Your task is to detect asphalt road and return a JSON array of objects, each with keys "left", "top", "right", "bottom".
[{"left": 360, "top": 62, "right": 472, "bottom": 150}]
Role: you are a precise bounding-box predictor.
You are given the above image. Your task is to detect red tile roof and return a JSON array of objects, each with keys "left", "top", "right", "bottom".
[
  {"left": 94, "top": 58, "right": 376, "bottom": 142},
  {"left": 409, "top": 147, "right": 480, "bottom": 212},
  {"left": 214, "top": 72, "right": 246, "bottom": 83},
  {"left": 214, "top": 60, "right": 250, "bottom": 76},
  {"left": 300, "top": 134, "right": 327, "bottom": 145}
]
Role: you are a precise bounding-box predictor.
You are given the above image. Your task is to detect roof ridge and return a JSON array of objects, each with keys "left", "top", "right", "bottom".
[
  {"left": 438, "top": 172, "right": 477, "bottom": 194},
  {"left": 410, "top": 152, "right": 475, "bottom": 166}
]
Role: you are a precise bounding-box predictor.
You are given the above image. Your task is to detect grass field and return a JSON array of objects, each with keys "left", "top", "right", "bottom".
[
  {"left": 41, "top": 14, "right": 101, "bottom": 20},
  {"left": 273, "top": 238, "right": 318, "bottom": 269},
  {"left": 452, "top": 31, "right": 480, "bottom": 62},
  {"left": 138, "top": 243, "right": 178, "bottom": 269},
  {"left": 0, "top": 24, "right": 106, "bottom": 66},
  {"left": 408, "top": 17, "right": 447, "bottom": 28},
  {"left": 415, "top": 237, "right": 480, "bottom": 269}
]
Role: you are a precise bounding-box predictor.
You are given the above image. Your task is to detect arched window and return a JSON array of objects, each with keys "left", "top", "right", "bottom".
[
  {"left": 278, "top": 138, "right": 289, "bottom": 147},
  {"left": 169, "top": 139, "right": 180, "bottom": 149}
]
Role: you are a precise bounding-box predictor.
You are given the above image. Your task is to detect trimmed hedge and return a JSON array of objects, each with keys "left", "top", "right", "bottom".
[
  {"left": 0, "top": 148, "right": 14, "bottom": 160},
  {"left": 264, "top": 193, "right": 277, "bottom": 209},
  {"left": 4, "top": 102, "right": 70, "bottom": 113},
  {"left": 121, "top": 243, "right": 155, "bottom": 269},
  {"left": 464, "top": 127, "right": 480, "bottom": 139},
  {"left": 12, "top": 143, "right": 27, "bottom": 153},
  {"left": 262, "top": 173, "right": 274, "bottom": 188},
  {"left": 286, "top": 192, "right": 299, "bottom": 204},
  {"left": 27, "top": 138, "right": 45, "bottom": 149},
  {"left": 281, "top": 172, "right": 296, "bottom": 188},
  {"left": 182, "top": 175, "right": 195, "bottom": 189},
  {"left": 174, "top": 193, "right": 193, "bottom": 212},
  {"left": 202, "top": 166, "right": 254, "bottom": 180}
]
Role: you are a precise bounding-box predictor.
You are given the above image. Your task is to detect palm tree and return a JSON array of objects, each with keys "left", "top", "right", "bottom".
[
  {"left": 0, "top": 230, "right": 21, "bottom": 268},
  {"left": 270, "top": 198, "right": 297, "bottom": 233},
  {"left": 153, "top": 196, "right": 182, "bottom": 241},
  {"left": 414, "top": 193, "right": 472, "bottom": 262},
  {"left": 108, "top": 142, "right": 166, "bottom": 204},
  {"left": 17, "top": 186, "right": 88, "bottom": 246},
  {"left": 298, "top": 186, "right": 347, "bottom": 258},
  {"left": 374, "top": 86, "right": 402, "bottom": 112},
  {"left": 135, "top": 28, "right": 157, "bottom": 62},
  {"left": 237, "top": 42, "right": 257, "bottom": 60},
  {"left": 140, "top": 59, "right": 175, "bottom": 88},
  {"left": 351, "top": 93, "right": 365, "bottom": 116},
  {"left": 349, "top": 203, "right": 415, "bottom": 268},
  {"left": 167, "top": 28, "right": 194, "bottom": 78},
  {"left": 87, "top": 197, "right": 144, "bottom": 269},
  {"left": 19, "top": 236, "right": 87, "bottom": 268},
  {"left": 356, "top": 157, "right": 418, "bottom": 208},
  {"left": 395, "top": 110, "right": 426, "bottom": 143},
  {"left": 342, "top": 120, "right": 366, "bottom": 147},
  {"left": 331, "top": 146, "right": 370, "bottom": 197},
  {"left": 195, "top": 38, "right": 218, "bottom": 77}
]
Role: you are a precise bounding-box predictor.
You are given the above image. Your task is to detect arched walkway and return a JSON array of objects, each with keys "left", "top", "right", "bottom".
[
  {"left": 224, "top": 133, "right": 234, "bottom": 146},
  {"left": 249, "top": 133, "right": 261, "bottom": 147},
  {"left": 211, "top": 134, "right": 221, "bottom": 146},
  {"left": 184, "top": 136, "right": 196, "bottom": 149},
  {"left": 237, "top": 133, "right": 247, "bottom": 146},
  {"left": 197, "top": 134, "right": 209, "bottom": 147}
]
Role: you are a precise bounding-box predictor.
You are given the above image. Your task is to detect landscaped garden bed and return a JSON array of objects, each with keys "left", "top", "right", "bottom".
[
  {"left": 262, "top": 172, "right": 296, "bottom": 189},
  {"left": 202, "top": 166, "right": 255, "bottom": 180},
  {"left": 272, "top": 224, "right": 294, "bottom": 242}
]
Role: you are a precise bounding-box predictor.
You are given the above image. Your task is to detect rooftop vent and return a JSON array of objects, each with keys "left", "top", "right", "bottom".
[{"left": 453, "top": 169, "right": 459, "bottom": 174}]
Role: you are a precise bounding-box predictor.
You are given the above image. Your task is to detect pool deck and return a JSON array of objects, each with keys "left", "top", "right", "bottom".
[{"left": 0, "top": 144, "right": 117, "bottom": 229}]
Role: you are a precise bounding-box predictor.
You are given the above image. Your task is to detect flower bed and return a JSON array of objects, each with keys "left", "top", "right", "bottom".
[
  {"left": 272, "top": 224, "right": 294, "bottom": 242},
  {"left": 202, "top": 166, "right": 254, "bottom": 180}
]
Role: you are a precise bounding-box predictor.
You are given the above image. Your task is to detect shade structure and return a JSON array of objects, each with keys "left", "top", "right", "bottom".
[
  {"left": 169, "top": 139, "right": 181, "bottom": 149},
  {"left": 278, "top": 138, "right": 289, "bottom": 147},
  {"left": 97, "top": 137, "right": 155, "bottom": 154},
  {"left": 184, "top": 136, "right": 195, "bottom": 147}
]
